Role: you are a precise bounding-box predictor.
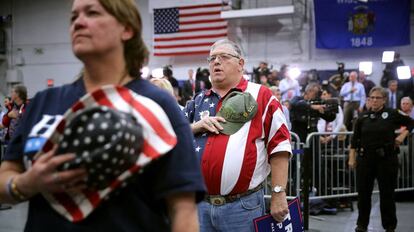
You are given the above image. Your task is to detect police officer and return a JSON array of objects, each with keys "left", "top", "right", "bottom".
[{"left": 349, "top": 86, "right": 414, "bottom": 232}]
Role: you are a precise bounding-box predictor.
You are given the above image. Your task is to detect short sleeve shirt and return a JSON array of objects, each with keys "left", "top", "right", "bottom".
[
  {"left": 183, "top": 78, "right": 291, "bottom": 195},
  {"left": 4, "top": 78, "right": 205, "bottom": 232}
]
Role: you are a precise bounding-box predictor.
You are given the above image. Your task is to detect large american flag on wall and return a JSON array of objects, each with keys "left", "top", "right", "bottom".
[{"left": 153, "top": 3, "right": 229, "bottom": 56}]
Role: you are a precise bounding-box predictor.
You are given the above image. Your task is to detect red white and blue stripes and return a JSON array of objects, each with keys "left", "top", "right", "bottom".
[{"left": 35, "top": 85, "right": 176, "bottom": 222}]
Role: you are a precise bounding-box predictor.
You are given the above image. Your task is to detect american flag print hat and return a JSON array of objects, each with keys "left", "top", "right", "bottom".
[
  {"left": 56, "top": 105, "right": 144, "bottom": 190},
  {"left": 34, "top": 85, "right": 177, "bottom": 222}
]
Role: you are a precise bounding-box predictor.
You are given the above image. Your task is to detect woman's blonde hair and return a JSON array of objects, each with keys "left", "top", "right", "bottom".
[
  {"left": 150, "top": 78, "right": 174, "bottom": 96},
  {"left": 98, "top": 0, "right": 149, "bottom": 77}
]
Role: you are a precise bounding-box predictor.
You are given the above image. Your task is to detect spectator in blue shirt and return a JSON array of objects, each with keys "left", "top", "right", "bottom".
[{"left": 340, "top": 71, "right": 366, "bottom": 130}]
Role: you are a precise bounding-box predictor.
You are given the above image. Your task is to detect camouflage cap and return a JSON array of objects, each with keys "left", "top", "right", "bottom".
[{"left": 216, "top": 91, "right": 258, "bottom": 135}]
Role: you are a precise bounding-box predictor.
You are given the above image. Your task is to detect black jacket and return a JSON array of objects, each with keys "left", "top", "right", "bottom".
[
  {"left": 290, "top": 96, "right": 336, "bottom": 142},
  {"left": 351, "top": 107, "right": 414, "bottom": 152}
]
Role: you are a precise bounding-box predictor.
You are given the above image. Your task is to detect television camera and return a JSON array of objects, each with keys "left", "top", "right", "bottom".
[{"left": 308, "top": 98, "right": 340, "bottom": 114}]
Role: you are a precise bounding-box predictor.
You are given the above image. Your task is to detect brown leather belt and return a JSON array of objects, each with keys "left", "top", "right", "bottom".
[{"left": 204, "top": 184, "right": 263, "bottom": 206}]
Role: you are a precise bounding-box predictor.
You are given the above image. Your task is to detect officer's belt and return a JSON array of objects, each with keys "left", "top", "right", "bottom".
[
  {"left": 204, "top": 184, "right": 263, "bottom": 206},
  {"left": 362, "top": 143, "right": 393, "bottom": 151}
]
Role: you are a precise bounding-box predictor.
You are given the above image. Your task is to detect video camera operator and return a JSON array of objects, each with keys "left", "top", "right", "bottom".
[
  {"left": 252, "top": 61, "right": 270, "bottom": 84},
  {"left": 290, "top": 83, "right": 337, "bottom": 142},
  {"left": 381, "top": 52, "right": 404, "bottom": 88},
  {"left": 195, "top": 67, "right": 211, "bottom": 94},
  {"left": 291, "top": 83, "right": 338, "bottom": 224}
]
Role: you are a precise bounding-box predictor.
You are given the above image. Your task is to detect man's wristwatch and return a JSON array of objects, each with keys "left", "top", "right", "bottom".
[{"left": 272, "top": 185, "right": 286, "bottom": 193}]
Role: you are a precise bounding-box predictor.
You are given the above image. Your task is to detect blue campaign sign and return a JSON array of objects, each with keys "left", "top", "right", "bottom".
[
  {"left": 314, "top": 0, "right": 411, "bottom": 49},
  {"left": 254, "top": 198, "right": 304, "bottom": 232}
]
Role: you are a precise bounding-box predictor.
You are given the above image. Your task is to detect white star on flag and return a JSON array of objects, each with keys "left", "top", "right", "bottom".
[
  {"left": 209, "top": 103, "right": 215, "bottom": 108},
  {"left": 195, "top": 146, "right": 201, "bottom": 152}
]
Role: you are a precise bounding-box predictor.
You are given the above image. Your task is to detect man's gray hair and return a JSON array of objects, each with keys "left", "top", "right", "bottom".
[
  {"left": 388, "top": 79, "right": 398, "bottom": 86},
  {"left": 269, "top": 86, "right": 280, "bottom": 95},
  {"left": 210, "top": 39, "right": 243, "bottom": 58},
  {"left": 401, "top": 96, "right": 413, "bottom": 105},
  {"left": 369, "top": 86, "right": 388, "bottom": 98},
  {"left": 270, "top": 86, "right": 280, "bottom": 92},
  {"left": 304, "top": 83, "right": 320, "bottom": 93},
  {"left": 349, "top": 71, "right": 358, "bottom": 77}
]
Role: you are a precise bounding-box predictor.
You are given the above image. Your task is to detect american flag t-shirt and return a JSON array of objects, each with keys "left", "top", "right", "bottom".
[{"left": 153, "top": 3, "right": 229, "bottom": 56}]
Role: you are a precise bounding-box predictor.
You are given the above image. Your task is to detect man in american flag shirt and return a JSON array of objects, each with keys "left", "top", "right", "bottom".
[{"left": 184, "top": 39, "right": 292, "bottom": 232}]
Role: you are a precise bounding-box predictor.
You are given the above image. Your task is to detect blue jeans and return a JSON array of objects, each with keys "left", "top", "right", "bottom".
[{"left": 198, "top": 189, "right": 265, "bottom": 232}]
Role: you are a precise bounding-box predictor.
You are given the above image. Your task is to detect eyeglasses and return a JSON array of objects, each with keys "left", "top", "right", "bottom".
[
  {"left": 207, "top": 53, "right": 240, "bottom": 63},
  {"left": 369, "top": 96, "right": 384, "bottom": 100}
]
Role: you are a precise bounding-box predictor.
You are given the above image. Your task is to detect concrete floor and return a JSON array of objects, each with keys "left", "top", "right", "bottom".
[
  {"left": 0, "top": 202, "right": 27, "bottom": 232},
  {"left": 1, "top": 196, "right": 413, "bottom": 232},
  {"left": 307, "top": 199, "right": 414, "bottom": 232}
]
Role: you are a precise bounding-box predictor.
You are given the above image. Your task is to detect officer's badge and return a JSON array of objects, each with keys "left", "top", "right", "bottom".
[
  {"left": 381, "top": 112, "right": 388, "bottom": 119},
  {"left": 200, "top": 110, "right": 210, "bottom": 120}
]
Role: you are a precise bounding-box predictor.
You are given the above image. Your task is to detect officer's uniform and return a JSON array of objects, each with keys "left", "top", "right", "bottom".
[{"left": 351, "top": 107, "right": 414, "bottom": 231}]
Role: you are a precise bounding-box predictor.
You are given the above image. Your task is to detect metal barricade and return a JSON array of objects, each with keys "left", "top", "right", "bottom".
[
  {"left": 261, "top": 130, "right": 413, "bottom": 230},
  {"left": 300, "top": 131, "right": 414, "bottom": 230},
  {"left": 304, "top": 131, "right": 357, "bottom": 200},
  {"left": 304, "top": 131, "right": 414, "bottom": 200},
  {"left": 396, "top": 132, "right": 414, "bottom": 192},
  {"left": 263, "top": 130, "right": 414, "bottom": 229},
  {"left": 264, "top": 131, "right": 303, "bottom": 200}
]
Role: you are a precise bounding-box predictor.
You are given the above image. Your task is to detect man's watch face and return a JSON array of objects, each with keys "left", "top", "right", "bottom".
[{"left": 273, "top": 186, "right": 284, "bottom": 193}]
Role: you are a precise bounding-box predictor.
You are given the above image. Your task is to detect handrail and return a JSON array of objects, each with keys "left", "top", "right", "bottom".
[
  {"left": 304, "top": 131, "right": 353, "bottom": 148},
  {"left": 290, "top": 131, "right": 301, "bottom": 144}
]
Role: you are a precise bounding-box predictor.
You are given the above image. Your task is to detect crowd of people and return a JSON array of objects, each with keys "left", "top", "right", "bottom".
[
  {"left": 150, "top": 51, "right": 414, "bottom": 232},
  {"left": 1, "top": 86, "right": 28, "bottom": 148},
  {"left": 0, "top": 0, "right": 413, "bottom": 232},
  {"left": 154, "top": 61, "right": 413, "bottom": 139}
]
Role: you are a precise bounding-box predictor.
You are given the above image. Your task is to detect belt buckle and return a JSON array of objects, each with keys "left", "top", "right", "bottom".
[{"left": 209, "top": 196, "right": 226, "bottom": 206}]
